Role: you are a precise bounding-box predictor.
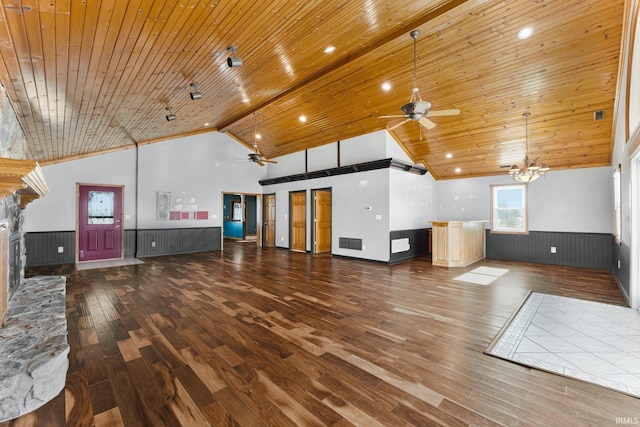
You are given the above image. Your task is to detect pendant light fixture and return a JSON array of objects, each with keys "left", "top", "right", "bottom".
[{"left": 508, "top": 112, "right": 550, "bottom": 182}]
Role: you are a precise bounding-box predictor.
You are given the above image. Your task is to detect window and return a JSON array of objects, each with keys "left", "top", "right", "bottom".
[
  {"left": 614, "top": 164, "right": 622, "bottom": 244},
  {"left": 232, "top": 200, "right": 244, "bottom": 221},
  {"left": 87, "top": 191, "right": 114, "bottom": 224},
  {"left": 491, "top": 184, "right": 528, "bottom": 234}
]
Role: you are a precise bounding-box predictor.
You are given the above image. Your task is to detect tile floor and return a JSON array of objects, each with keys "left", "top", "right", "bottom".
[
  {"left": 76, "top": 258, "right": 144, "bottom": 271},
  {"left": 487, "top": 292, "right": 640, "bottom": 398}
]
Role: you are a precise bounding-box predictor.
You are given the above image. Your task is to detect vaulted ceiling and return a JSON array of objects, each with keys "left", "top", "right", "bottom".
[{"left": 0, "top": 0, "right": 625, "bottom": 179}]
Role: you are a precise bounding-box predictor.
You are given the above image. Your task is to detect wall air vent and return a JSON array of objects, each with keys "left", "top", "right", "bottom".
[
  {"left": 594, "top": 110, "right": 605, "bottom": 121},
  {"left": 339, "top": 237, "right": 362, "bottom": 250}
]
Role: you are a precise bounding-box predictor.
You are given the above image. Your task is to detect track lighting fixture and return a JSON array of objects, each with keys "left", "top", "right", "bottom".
[
  {"left": 227, "top": 46, "right": 243, "bottom": 67},
  {"left": 165, "top": 107, "right": 176, "bottom": 121},
  {"left": 189, "top": 83, "right": 202, "bottom": 100}
]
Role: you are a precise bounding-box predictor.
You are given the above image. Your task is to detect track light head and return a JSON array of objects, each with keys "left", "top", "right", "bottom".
[
  {"left": 189, "top": 83, "right": 202, "bottom": 100},
  {"left": 165, "top": 107, "right": 176, "bottom": 121},
  {"left": 227, "top": 56, "right": 243, "bottom": 67},
  {"left": 226, "top": 46, "right": 243, "bottom": 67}
]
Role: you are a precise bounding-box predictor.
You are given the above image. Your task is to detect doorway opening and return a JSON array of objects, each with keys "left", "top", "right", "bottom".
[{"left": 222, "top": 193, "right": 260, "bottom": 245}]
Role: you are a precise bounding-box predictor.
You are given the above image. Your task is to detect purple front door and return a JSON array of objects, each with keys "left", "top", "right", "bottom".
[{"left": 78, "top": 185, "right": 123, "bottom": 262}]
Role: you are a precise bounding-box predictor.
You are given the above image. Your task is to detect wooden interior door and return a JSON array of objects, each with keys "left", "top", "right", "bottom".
[
  {"left": 290, "top": 191, "right": 306, "bottom": 252},
  {"left": 78, "top": 184, "right": 123, "bottom": 262},
  {"left": 263, "top": 194, "right": 276, "bottom": 247},
  {"left": 313, "top": 189, "right": 331, "bottom": 253}
]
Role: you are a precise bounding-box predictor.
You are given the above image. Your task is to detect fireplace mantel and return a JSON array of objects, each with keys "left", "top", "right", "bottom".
[{"left": 0, "top": 158, "right": 48, "bottom": 208}]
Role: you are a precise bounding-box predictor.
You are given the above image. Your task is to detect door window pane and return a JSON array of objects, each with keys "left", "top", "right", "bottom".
[
  {"left": 88, "top": 191, "right": 115, "bottom": 224},
  {"left": 232, "top": 201, "right": 244, "bottom": 221}
]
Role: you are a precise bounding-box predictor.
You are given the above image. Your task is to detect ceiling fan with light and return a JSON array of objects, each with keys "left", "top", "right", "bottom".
[
  {"left": 248, "top": 112, "right": 277, "bottom": 166},
  {"left": 379, "top": 30, "right": 460, "bottom": 131}
]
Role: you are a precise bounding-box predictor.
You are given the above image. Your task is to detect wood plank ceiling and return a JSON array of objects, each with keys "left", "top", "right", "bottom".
[{"left": 0, "top": 0, "right": 625, "bottom": 180}]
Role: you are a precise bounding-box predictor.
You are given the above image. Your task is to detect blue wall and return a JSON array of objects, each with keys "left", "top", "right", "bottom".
[
  {"left": 246, "top": 195, "right": 257, "bottom": 235},
  {"left": 223, "top": 194, "right": 244, "bottom": 238}
]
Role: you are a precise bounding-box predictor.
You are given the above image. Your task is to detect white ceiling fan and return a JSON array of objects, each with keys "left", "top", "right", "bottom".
[
  {"left": 247, "top": 112, "right": 277, "bottom": 166},
  {"left": 379, "top": 30, "right": 460, "bottom": 131}
]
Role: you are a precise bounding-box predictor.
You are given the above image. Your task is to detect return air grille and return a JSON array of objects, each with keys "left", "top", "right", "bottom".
[{"left": 339, "top": 237, "right": 363, "bottom": 250}]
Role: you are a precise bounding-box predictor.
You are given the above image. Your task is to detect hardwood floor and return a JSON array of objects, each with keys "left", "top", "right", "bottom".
[{"left": 3, "top": 241, "right": 637, "bottom": 426}]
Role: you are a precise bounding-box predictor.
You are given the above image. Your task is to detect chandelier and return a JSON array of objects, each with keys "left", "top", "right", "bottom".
[{"left": 508, "top": 112, "right": 550, "bottom": 182}]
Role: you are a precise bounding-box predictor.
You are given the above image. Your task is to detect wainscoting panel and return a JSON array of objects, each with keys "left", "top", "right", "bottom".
[
  {"left": 124, "top": 230, "right": 136, "bottom": 258},
  {"left": 486, "top": 231, "right": 613, "bottom": 270},
  {"left": 25, "top": 231, "right": 75, "bottom": 266},
  {"left": 389, "top": 228, "right": 430, "bottom": 264},
  {"left": 136, "top": 227, "right": 221, "bottom": 257},
  {"left": 26, "top": 228, "right": 222, "bottom": 266}
]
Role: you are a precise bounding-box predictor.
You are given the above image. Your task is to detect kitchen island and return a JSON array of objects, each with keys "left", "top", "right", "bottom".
[{"left": 431, "top": 220, "right": 488, "bottom": 267}]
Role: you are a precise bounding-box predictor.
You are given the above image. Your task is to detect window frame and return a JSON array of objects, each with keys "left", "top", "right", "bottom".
[
  {"left": 614, "top": 164, "right": 622, "bottom": 245},
  {"left": 490, "top": 184, "right": 529, "bottom": 234}
]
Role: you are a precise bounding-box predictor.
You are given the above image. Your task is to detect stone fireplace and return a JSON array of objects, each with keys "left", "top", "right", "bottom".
[
  {"left": 0, "top": 193, "right": 22, "bottom": 325},
  {"left": 0, "top": 158, "right": 47, "bottom": 325},
  {"left": 8, "top": 218, "right": 22, "bottom": 300},
  {"left": 0, "top": 159, "right": 67, "bottom": 423}
]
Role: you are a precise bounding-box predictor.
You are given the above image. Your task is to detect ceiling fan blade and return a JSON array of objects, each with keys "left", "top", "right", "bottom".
[
  {"left": 257, "top": 161, "right": 265, "bottom": 166},
  {"left": 426, "top": 108, "right": 460, "bottom": 117},
  {"left": 419, "top": 116, "right": 437, "bottom": 129},
  {"left": 388, "top": 118, "right": 411, "bottom": 131},
  {"left": 378, "top": 114, "right": 408, "bottom": 119}
]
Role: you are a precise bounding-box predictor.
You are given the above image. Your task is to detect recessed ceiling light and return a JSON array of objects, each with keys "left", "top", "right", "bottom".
[
  {"left": 518, "top": 27, "right": 534, "bottom": 40},
  {"left": 381, "top": 82, "right": 392, "bottom": 91},
  {"left": 455, "top": 167, "right": 462, "bottom": 173},
  {"left": 324, "top": 46, "right": 335, "bottom": 53},
  {"left": 299, "top": 115, "right": 307, "bottom": 123},
  {"left": 446, "top": 153, "right": 453, "bottom": 159},
  {"left": 255, "top": 133, "right": 261, "bottom": 140},
  {"left": 242, "top": 98, "right": 250, "bottom": 103},
  {"left": 203, "top": 122, "right": 210, "bottom": 127}
]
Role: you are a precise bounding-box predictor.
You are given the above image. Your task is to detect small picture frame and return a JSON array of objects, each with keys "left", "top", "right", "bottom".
[{"left": 156, "top": 191, "right": 170, "bottom": 220}]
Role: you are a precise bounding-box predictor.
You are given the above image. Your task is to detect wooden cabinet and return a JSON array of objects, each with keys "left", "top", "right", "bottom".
[{"left": 431, "top": 221, "right": 487, "bottom": 267}]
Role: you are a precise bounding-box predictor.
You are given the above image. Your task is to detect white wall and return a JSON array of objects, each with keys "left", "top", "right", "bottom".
[
  {"left": 24, "top": 149, "right": 137, "bottom": 232},
  {"left": 24, "top": 131, "right": 266, "bottom": 232},
  {"left": 389, "top": 169, "right": 437, "bottom": 230},
  {"left": 263, "top": 130, "right": 435, "bottom": 262},
  {"left": 266, "top": 130, "right": 391, "bottom": 180},
  {"left": 528, "top": 167, "right": 612, "bottom": 233},
  {"left": 308, "top": 142, "right": 338, "bottom": 171},
  {"left": 264, "top": 169, "right": 391, "bottom": 262},
  {"left": 138, "top": 132, "right": 265, "bottom": 229},
  {"left": 436, "top": 167, "right": 613, "bottom": 233},
  {"left": 385, "top": 132, "right": 413, "bottom": 163}
]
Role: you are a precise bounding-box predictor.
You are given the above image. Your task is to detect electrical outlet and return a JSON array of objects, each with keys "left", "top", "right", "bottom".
[
  {"left": 57, "top": 246, "right": 64, "bottom": 253},
  {"left": 550, "top": 246, "right": 556, "bottom": 254},
  {"left": 151, "top": 241, "right": 156, "bottom": 248}
]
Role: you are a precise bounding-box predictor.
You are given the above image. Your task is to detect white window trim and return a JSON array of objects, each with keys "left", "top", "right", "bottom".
[{"left": 490, "top": 184, "right": 529, "bottom": 234}]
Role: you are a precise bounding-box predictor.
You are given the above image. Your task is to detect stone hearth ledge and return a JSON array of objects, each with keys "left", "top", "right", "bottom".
[{"left": 0, "top": 276, "right": 69, "bottom": 422}]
